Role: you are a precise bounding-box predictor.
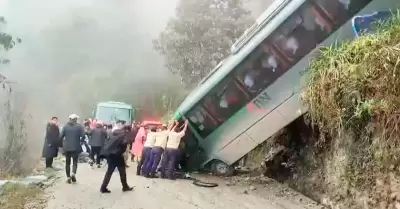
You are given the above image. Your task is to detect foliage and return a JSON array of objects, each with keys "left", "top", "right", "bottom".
[
  {"left": 153, "top": 0, "right": 253, "bottom": 86},
  {"left": 0, "top": 95, "right": 30, "bottom": 177},
  {"left": 0, "top": 182, "right": 44, "bottom": 209},
  {"left": 302, "top": 13, "right": 400, "bottom": 208},
  {"left": 0, "top": 17, "right": 28, "bottom": 177},
  {"left": 303, "top": 14, "right": 400, "bottom": 140},
  {"left": 0, "top": 16, "right": 20, "bottom": 91}
]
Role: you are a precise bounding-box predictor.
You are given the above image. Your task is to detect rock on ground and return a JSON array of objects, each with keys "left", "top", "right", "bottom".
[{"left": 45, "top": 162, "right": 323, "bottom": 209}]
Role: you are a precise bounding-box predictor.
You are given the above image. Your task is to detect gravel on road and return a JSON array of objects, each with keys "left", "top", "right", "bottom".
[{"left": 45, "top": 162, "right": 323, "bottom": 209}]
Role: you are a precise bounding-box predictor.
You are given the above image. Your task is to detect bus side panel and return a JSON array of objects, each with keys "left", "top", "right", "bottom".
[
  {"left": 245, "top": 108, "right": 288, "bottom": 144},
  {"left": 200, "top": 108, "right": 258, "bottom": 156},
  {"left": 276, "top": 93, "right": 307, "bottom": 122},
  {"left": 215, "top": 133, "right": 257, "bottom": 165}
]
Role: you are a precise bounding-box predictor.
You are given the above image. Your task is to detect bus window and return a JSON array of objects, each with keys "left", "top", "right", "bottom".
[
  {"left": 187, "top": 105, "right": 218, "bottom": 138},
  {"left": 313, "top": 0, "right": 373, "bottom": 27},
  {"left": 236, "top": 43, "right": 287, "bottom": 97},
  {"left": 206, "top": 77, "right": 249, "bottom": 123},
  {"left": 271, "top": 3, "right": 331, "bottom": 63}
]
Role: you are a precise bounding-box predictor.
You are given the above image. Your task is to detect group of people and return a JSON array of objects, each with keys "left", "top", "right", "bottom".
[
  {"left": 42, "top": 114, "right": 133, "bottom": 193},
  {"left": 42, "top": 114, "right": 188, "bottom": 194},
  {"left": 135, "top": 120, "right": 188, "bottom": 180}
]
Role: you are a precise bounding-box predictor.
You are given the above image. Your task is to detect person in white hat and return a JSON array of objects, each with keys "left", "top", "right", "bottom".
[{"left": 60, "top": 113, "right": 85, "bottom": 184}]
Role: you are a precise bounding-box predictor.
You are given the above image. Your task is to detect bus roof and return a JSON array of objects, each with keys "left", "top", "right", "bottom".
[
  {"left": 175, "top": 0, "right": 298, "bottom": 116},
  {"left": 97, "top": 101, "right": 133, "bottom": 109}
]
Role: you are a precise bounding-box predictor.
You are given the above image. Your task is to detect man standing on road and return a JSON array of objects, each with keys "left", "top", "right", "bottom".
[
  {"left": 89, "top": 121, "right": 107, "bottom": 168},
  {"left": 42, "top": 116, "right": 60, "bottom": 169},
  {"left": 100, "top": 125, "right": 133, "bottom": 193},
  {"left": 123, "top": 124, "right": 133, "bottom": 168},
  {"left": 161, "top": 120, "right": 188, "bottom": 180},
  {"left": 147, "top": 122, "right": 176, "bottom": 178},
  {"left": 60, "top": 114, "right": 85, "bottom": 184}
]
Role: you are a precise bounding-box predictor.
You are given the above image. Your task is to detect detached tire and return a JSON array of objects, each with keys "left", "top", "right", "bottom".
[
  {"left": 211, "top": 160, "right": 234, "bottom": 177},
  {"left": 192, "top": 179, "right": 218, "bottom": 188}
]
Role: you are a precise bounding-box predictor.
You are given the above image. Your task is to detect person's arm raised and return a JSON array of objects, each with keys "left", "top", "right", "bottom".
[{"left": 178, "top": 120, "right": 189, "bottom": 138}]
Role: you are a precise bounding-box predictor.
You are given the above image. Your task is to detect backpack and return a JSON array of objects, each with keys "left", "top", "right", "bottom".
[{"left": 100, "top": 133, "right": 125, "bottom": 157}]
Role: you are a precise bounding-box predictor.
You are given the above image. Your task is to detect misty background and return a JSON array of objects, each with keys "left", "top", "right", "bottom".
[{"left": 0, "top": 0, "right": 273, "bottom": 163}]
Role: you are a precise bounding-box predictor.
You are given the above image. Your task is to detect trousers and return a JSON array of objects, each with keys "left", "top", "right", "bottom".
[
  {"left": 90, "top": 146, "right": 102, "bottom": 165},
  {"left": 160, "top": 148, "right": 179, "bottom": 178},
  {"left": 148, "top": 146, "right": 164, "bottom": 175},
  {"left": 101, "top": 154, "right": 129, "bottom": 189},
  {"left": 137, "top": 147, "right": 152, "bottom": 175},
  {"left": 45, "top": 158, "right": 54, "bottom": 168},
  {"left": 65, "top": 151, "right": 79, "bottom": 177}
]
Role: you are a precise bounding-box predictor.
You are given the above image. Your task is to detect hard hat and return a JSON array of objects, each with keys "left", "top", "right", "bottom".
[{"left": 69, "top": 114, "right": 79, "bottom": 119}]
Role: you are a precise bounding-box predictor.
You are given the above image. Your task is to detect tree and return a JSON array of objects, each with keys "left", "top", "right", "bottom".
[
  {"left": 153, "top": 0, "right": 253, "bottom": 87},
  {"left": 0, "top": 17, "right": 21, "bottom": 91}
]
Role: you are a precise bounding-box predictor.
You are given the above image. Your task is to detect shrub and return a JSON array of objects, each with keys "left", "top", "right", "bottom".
[
  {"left": 302, "top": 11, "right": 400, "bottom": 206},
  {"left": 0, "top": 89, "right": 30, "bottom": 178}
]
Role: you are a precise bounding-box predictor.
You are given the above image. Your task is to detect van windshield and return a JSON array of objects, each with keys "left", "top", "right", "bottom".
[{"left": 96, "top": 107, "right": 132, "bottom": 124}]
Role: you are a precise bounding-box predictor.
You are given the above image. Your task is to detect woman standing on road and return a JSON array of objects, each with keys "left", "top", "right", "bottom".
[{"left": 131, "top": 126, "right": 146, "bottom": 162}]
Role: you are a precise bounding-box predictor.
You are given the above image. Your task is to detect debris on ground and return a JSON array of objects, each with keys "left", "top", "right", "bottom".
[{"left": 0, "top": 182, "right": 45, "bottom": 209}]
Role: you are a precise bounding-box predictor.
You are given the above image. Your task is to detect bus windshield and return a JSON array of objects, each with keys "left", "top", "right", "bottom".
[{"left": 96, "top": 107, "right": 132, "bottom": 124}]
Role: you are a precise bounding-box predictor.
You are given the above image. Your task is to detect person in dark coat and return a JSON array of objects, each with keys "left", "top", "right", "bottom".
[
  {"left": 42, "top": 116, "right": 60, "bottom": 168},
  {"left": 106, "top": 124, "right": 113, "bottom": 139},
  {"left": 60, "top": 114, "right": 85, "bottom": 184},
  {"left": 82, "top": 123, "right": 92, "bottom": 154},
  {"left": 89, "top": 122, "right": 107, "bottom": 168},
  {"left": 99, "top": 125, "right": 133, "bottom": 193}
]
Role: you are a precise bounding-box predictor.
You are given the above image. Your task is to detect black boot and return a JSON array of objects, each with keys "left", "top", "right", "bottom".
[
  {"left": 122, "top": 186, "right": 134, "bottom": 192},
  {"left": 100, "top": 188, "right": 111, "bottom": 193}
]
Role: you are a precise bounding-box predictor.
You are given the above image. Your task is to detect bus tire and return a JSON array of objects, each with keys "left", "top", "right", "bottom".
[{"left": 211, "top": 160, "right": 234, "bottom": 177}]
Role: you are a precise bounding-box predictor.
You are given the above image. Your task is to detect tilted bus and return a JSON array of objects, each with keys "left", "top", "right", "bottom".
[{"left": 173, "top": 0, "right": 400, "bottom": 176}]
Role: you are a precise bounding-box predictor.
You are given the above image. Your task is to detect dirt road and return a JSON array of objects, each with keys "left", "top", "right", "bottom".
[{"left": 45, "top": 162, "right": 323, "bottom": 209}]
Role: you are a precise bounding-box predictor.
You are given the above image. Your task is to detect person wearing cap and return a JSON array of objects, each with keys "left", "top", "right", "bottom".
[
  {"left": 160, "top": 120, "right": 188, "bottom": 180},
  {"left": 146, "top": 122, "right": 176, "bottom": 178},
  {"left": 60, "top": 114, "right": 85, "bottom": 184},
  {"left": 88, "top": 121, "right": 107, "bottom": 168}
]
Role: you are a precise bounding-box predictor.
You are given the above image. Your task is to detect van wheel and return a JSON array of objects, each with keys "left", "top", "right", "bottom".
[{"left": 211, "top": 160, "right": 234, "bottom": 177}]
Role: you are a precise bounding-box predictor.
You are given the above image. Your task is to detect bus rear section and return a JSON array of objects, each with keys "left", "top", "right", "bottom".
[{"left": 175, "top": 0, "right": 400, "bottom": 176}]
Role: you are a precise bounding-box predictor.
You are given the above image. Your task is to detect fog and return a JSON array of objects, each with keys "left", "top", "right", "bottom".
[{"left": 0, "top": 0, "right": 179, "bottom": 154}]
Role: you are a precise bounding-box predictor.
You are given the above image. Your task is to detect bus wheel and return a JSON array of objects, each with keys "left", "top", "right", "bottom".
[{"left": 211, "top": 160, "right": 234, "bottom": 177}]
